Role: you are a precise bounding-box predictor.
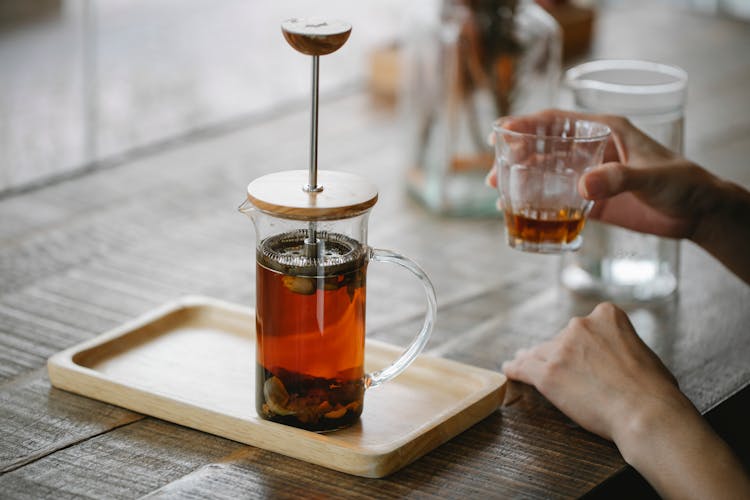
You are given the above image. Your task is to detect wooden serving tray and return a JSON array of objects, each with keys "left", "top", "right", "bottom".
[{"left": 47, "top": 296, "right": 506, "bottom": 478}]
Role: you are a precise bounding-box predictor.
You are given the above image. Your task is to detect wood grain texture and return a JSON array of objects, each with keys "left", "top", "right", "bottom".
[
  {"left": 281, "top": 18, "right": 352, "bottom": 56},
  {"left": 245, "top": 169, "right": 378, "bottom": 220},
  {"left": 1, "top": 2, "right": 750, "bottom": 497},
  {"left": 0, "top": 369, "right": 143, "bottom": 474},
  {"left": 48, "top": 298, "right": 506, "bottom": 478},
  {"left": 142, "top": 388, "right": 623, "bottom": 500},
  {"left": 0, "top": 418, "right": 246, "bottom": 500}
]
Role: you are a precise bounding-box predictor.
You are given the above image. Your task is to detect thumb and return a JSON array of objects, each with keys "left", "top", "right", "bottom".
[
  {"left": 579, "top": 163, "right": 626, "bottom": 200},
  {"left": 580, "top": 162, "right": 665, "bottom": 200}
]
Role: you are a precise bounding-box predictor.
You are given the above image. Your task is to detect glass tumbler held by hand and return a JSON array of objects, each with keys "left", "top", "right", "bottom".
[
  {"left": 240, "top": 170, "right": 437, "bottom": 433},
  {"left": 493, "top": 114, "right": 610, "bottom": 253}
]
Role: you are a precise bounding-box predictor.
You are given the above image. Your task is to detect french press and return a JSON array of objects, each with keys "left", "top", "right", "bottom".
[{"left": 239, "top": 18, "right": 437, "bottom": 432}]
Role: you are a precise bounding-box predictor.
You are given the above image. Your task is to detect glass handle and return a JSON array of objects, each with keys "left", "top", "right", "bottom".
[{"left": 365, "top": 248, "right": 437, "bottom": 389}]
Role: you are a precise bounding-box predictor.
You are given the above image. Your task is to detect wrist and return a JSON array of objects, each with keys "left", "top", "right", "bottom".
[
  {"left": 691, "top": 176, "right": 750, "bottom": 246},
  {"left": 690, "top": 176, "right": 750, "bottom": 283},
  {"left": 612, "top": 393, "right": 750, "bottom": 499},
  {"left": 611, "top": 392, "right": 698, "bottom": 469}
]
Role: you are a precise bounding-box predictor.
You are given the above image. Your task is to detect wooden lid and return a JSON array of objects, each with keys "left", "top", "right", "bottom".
[
  {"left": 246, "top": 170, "right": 378, "bottom": 221},
  {"left": 281, "top": 18, "right": 352, "bottom": 56}
]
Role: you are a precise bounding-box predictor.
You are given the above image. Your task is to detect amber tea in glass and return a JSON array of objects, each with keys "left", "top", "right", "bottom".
[
  {"left": 255, "top": 231, "right": 367, "bottom": 431},
  {"left": 504, "top": 207, "right": 586, "bottom": 246}
]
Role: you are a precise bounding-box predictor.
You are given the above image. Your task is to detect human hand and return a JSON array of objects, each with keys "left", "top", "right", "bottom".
[
  {"left": 501, "top": 302, "right": 692, "bottom": 442},
  {"left": 489, "top": 109, "right": 750, "bottom": 282},
  {"left": 574, "top": 113, "right": 721, "bottom": 240},
  {"left": 502, "top": 302, "right": 750, "bottom": 499},
  {"left": 486, "top": 109, "right": 721, "bottom": 240}
]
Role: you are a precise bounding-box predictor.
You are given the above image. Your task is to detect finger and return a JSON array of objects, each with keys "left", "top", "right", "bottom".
[
  {"left": 579, "top": 161, "right": 679, "bottom": 201},
  {"left": 579, "top": 162, "right": 625, "bottom": 200},
  {"left": 602, "top": 136, "right": 621, "bottom": 163},
  {"left": 617, "top": 164, "right": 674, "bottom": 195},
  {"left": 610, "top": 127, "right": 628, "bottom": 164},
  {"left": 588, "top": 162, "right": 700, "bottom": 213},
  {"left": 590, "top": 191, "right": 692, "bottom": 238},
  {"left": 485, "top": 165, "right": 498, "bottom": 188},
  {"left": 599, "top": 116, "right": 674, "bottom": 163},
  {"left": 502, "top": 355, "right": 547, "bottom": 387},
  {"left": 584, "top": 115, "right": 629, "bottom": 163}
]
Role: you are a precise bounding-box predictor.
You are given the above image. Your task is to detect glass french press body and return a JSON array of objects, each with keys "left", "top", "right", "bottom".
[{"left": 239, "top": 19, "right": 436, "bottom": 432}]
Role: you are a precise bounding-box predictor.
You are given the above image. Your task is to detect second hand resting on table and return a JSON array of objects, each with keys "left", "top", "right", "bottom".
[{"left": 487, "top": 110, "right": 750, "bottom": 499}]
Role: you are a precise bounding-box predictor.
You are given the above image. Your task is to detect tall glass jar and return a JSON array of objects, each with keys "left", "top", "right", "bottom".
[
  {"left": 402, "top": 0, "right": 561, "bottom": 216},
  {"left": 558, "top": 60, "right": 688, "bottom": 302}
]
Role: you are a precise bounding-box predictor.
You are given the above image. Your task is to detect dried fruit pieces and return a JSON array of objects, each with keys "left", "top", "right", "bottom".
[{"left": 257, "top": 366, "right": 364, "bottom": 431}]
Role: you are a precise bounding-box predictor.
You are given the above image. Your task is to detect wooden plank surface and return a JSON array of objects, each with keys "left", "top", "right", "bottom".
[{"left": 1, "top": 2, "right": 749, "bottom": 498}]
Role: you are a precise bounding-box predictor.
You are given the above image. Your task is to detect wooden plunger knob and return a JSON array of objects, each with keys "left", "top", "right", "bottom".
[{"left": 281, "top": 18, "right": 352, "bottom": 56}]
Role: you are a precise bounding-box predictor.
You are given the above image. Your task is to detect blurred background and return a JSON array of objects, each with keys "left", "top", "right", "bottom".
[{"left": 1, "top": 0, "right": 748, "bottom": 195}]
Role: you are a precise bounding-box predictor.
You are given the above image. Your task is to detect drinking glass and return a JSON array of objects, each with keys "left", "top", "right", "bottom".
[
  {"left": 493, "top": 114, "right": 610, "bottom": 253},
  {"left": 558, "top": 60, "right": 688, "bottom": 301}
]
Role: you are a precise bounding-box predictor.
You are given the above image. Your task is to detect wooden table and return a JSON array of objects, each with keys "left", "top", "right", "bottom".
[{"left": 2, "top": 3, "right": 749, "bottom": 498}]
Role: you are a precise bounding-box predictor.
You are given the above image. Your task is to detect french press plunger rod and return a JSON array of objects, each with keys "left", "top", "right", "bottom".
[{"left": 281, "top": 18, "right": 352, "bottom": 254}]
